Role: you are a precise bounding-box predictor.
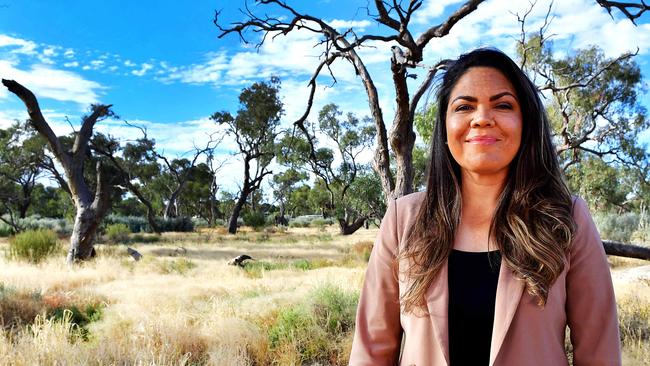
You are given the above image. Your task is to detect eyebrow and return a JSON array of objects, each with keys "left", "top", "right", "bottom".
[{"left": 451, "top": 91, "right": 518, "bottom": 104}]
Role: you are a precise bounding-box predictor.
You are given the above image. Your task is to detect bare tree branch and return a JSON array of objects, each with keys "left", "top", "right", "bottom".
[{"left": 597, "top": 0, "right": 650, "bottom": 24}]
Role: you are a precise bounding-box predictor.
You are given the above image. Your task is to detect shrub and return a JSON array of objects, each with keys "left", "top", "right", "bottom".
[
  {"left": 594, "top": 212, "right": 640, "bottom": 243},
  {"left": 157, "top": 258, "right": 197, "bottom": 275},
  {"left": 212, "top": 218, "right": 226, "bottom": 227},
  {"left": 243, "top": 211, "right": 267, "bottom": 230},
  {"left": 311, "top": 284, "right": 359, "bottom": 334},
  {"left": 191, "top": 217, "right": 209, "bottom": 229},
  {"left": 310, "top": 218, "right": 332, "bottom": 230},
  {"left": 104, "top": 215, "right": 149, "bottom": 233},
  {"left": 242, "top": 261, "right": 286, "bottom": 278},
  {"left": 0, "top": 222, "right": 14, "bottom": 237},
  {"left": 130, "top": 233, "right": 161, "bottom": 243},
  {"left": 8, "top": 229, "right": 58, "bottom": 263},
  {"left": 154, "top": 216, "right": 194, "bottom": 232},
  {"left": 106, "top": 223, "right": 131, "bottom": 243},
  {"left": 265, "top": 283, "right": 359, "bottom": 364},
  {"left": 289, "top": 218, "right": 310, "bottom": 228}
]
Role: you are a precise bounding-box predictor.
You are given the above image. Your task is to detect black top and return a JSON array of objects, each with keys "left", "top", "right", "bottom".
[{"left": 448, "top": 249, "right": 501, "bottom": 366}]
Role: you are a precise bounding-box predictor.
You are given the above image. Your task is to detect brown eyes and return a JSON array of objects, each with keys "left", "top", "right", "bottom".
[{"left": 453, "top": 102, "right": 514, "bottom": 112}]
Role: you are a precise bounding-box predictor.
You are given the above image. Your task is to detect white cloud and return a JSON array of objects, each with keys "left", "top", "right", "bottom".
[
  {"left": 64, "top": 61, "right": 79, "bottom": 67},
  {"left": 124, "top": 60, "right": 136, "bottom": 67},
  {"left": 0, "top": 34, "right": 37, "bottom": 54},
  {"left": 0, "top": 59, "right": 104, "bottom": 105},
  {"left": 42, "top": 47, "right": 57, "bottom": 57},
  {"left": 64, "top": 49, "right": 75, "bottom": 58},
  {"left": 414, "top": 0, "right": 466, "bottom": 24},
  {"left": 162, "top": 52, "right": 228, "bottom": 84},
  {"left": 327, "top": 19, "right": 373, "bottom": 31},
  {"left": 132, "top": 63, "right": 153, "bottom": 76},
  {"left": 90, "top": 59, "right": 105, "bottom": 69}
]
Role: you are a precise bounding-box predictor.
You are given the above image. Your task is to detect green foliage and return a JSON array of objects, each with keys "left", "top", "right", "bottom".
[
  {"left": 414, "top": 104, "right": 437, "bottom": 145},
  {"left": 106, "top": 223, "right": 131, "bottom": 243},
  {"left": 130, "top": 233, "right": 161, "bottom": 244},
  {"left": 157, "top": 258, "right": 197, "bottom": 275},
  {"left": 266, "top": 283, "right": 359, "bottom": 363},
  {"left": 48, "top": 303, "right": 104, "bottom": 334},
  {"left": 566, "top": 157, "right": 628, "bottom": 211},
  {"left": 154, "top": 217, "right": 194, "bottom": 232},
  {"left": 8, "top": 229, "right": 59, "bottom": 263},
  {"left": 594, "top": 212, "right": 640, "bottom": 243},
  {"left": 289, "top": 217, "right": 311, "bottom": 228},
  {"left": 310, "top": 217, "right": 332, "bottom": 229},
  {"left": 242, "top": 261, "right": 287, "bottom": 278},
  {"left": 105, "top": 215, "right": 149, "bottom": 233},
  {"left": 0, "top": 222, "right": 13, "bottom": 237},
  {"left": 242, "top": 211, "right": 267, "bottom": 230}
]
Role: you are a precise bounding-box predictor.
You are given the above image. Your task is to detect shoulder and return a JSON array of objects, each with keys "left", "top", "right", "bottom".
[
  {"left": 395, "top": 191, "right": 426, "bottom": 211},
  {"left": 389, "top": 191, "right": 426, "bottom": 239},
  {"left": 570, "top": 195, "right": 593, "bottom": 227},
  {"left": 569, "top": 195, "right": 603, "bottom": 257}
]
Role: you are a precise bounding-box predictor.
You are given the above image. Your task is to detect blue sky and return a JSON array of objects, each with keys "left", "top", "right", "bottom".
[{"left": 1, "top": 0, "right": 649, "bottom": 190}]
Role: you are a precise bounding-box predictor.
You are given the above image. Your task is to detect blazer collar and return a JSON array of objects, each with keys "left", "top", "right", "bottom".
[{"left": 425, "top": 256, "right": 525, "bottom": 366}]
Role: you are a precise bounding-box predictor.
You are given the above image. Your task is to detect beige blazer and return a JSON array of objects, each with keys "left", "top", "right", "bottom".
[{"left": 349, "top": 192, "right": 621, "bottom": 366}]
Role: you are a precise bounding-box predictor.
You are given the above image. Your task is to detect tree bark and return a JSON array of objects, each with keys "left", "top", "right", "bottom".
[
  {"left": 228, "top": 187, "right": 248, "bottom": 234},
  {"left": 2, "top": 79, "right": 115, "bottom": 264},
  {"left": 338, "top": 216, "right": 366, "bottom": 235},
  {"left": 603, "top": 240, "right": 650, "bottom": 261}
]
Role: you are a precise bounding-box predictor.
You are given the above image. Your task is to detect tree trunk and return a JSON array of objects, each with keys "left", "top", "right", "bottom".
[
  {"left": 228, "top": 192, "right": 247, "bottom": 234},
  {"left": 603, "top": 240, "right": 650, "bottom": 261},
  {"left": 338, "top": 216, "right": 366, "bottom": 235},
  {"left": 66, "top": 204, "right": 101, "bottom": 263}
]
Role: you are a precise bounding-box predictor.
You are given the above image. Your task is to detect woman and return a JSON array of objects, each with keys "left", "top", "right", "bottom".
[{"left": 349, "top": 48, "right": 621, "bottom": 366}]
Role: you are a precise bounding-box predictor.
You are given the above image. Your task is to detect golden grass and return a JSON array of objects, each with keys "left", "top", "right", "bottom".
[
  {"left": 0, "top": 227, "right": 648, "bottom": 365},
  {"left": 0, "top": 226, "right": 372, "bottom": 365}
]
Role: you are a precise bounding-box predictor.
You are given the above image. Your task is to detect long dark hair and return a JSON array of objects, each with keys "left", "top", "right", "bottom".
[{"left": 399, "top": 48, "right": 575, "bottom": 312}]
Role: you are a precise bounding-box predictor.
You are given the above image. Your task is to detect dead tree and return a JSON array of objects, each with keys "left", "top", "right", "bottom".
[
  {"left": 2, "top": 79, "right": 116, "bottom": 264},
  {"left": 215, "top": 0, "right": 650, "bottom": 202}
]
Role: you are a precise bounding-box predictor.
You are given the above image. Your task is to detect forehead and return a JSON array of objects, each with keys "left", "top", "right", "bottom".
[{"left": 448, "top": 66, "right": 517, "bottom": 99}]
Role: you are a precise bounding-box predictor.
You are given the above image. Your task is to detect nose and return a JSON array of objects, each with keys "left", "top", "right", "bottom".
[{"left": 471, "top": 107, "right": 495, "bottom": 128}]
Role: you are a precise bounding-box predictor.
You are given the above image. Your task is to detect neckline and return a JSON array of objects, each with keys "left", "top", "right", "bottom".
[{"left": 451, "top": 248, "right": 500, "bottom": 254}]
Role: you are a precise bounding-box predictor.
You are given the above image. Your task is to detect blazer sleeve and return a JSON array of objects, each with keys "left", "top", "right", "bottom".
[
  {"left": 349, "top": 198, "right": 402, "bottom": 366},
  {"left": 566, "top": 197, "right": 622, "bottom": 366}
]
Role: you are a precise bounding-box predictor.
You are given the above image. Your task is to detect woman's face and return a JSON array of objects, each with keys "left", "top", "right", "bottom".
[{"left": 445, "top": 66, "right": 522, "bottom": 179}]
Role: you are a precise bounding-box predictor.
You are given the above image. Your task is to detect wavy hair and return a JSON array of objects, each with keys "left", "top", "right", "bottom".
[{"left": 399, "top": 48, "right": 575, "bottom": 313}]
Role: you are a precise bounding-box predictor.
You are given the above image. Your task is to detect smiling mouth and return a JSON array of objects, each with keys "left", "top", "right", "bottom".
[{"left": 466, "top": 136, "right": 500, "bottom": 144}]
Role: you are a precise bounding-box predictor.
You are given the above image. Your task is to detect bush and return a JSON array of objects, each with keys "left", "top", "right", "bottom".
[
  {"left": 104, "top": 215, "right": 149, "bottom": 233},
  {"left": 265, "top": 283, "right": 359, "bottom": 364},
  {"left": 106, "top": 223, "right": 131, "bottom": 243},
  {"left": 289, "top": 218, "right": 310, "bottom": 228},
  {"left": 1, "top": 215, "right": 73, "bottom": 236},
  {"left": 212, "top": 218, "right": 226, "bottom": 227},
  {"left": 154, "top": 216, "right": 194, "bottom": 232},
  {"left": 310, "top": 218, "right": 333, "bottom": 230},
  {"left": 594, "top": 212, "right": 640, "bottom": 243},
  {"left": 0, "top": 222, "right": 13, "bottom": 237},
  {"left": 191, "top": 217, "right": 210, "bottom": 229},
  {"left": 8, "top": 229, "right": 58, "bottom": 263},
  {"left": 156, "top": 258, "right": 197, "bottom": 275},
  {"left": 311, "top": 284, "right": 359, "bottom": 334},
  {"left": 243, "top": 211, "right": 267, "bottom": 230}
]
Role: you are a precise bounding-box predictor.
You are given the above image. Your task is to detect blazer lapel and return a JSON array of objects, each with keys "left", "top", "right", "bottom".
[
  {"left": 489, "top": 257, "right": 525, "bottom": 366},
  {"left": 425, "top": 260, "right": 450, "bottom": 365}
]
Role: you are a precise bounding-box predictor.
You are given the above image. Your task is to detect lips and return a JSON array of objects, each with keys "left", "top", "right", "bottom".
[{"left": 466, "top": 136, "right": 500, "bottom": 144}]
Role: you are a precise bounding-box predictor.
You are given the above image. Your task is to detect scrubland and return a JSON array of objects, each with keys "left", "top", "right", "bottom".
[{"left": 0, "top": 226, "right": 648, "bottom": 365}]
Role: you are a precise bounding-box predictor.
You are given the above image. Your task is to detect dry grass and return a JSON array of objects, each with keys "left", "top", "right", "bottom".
[
  {"left": 0, "top": 227, "right": 648, "bottom": 365},
  {"left": 0, "top": 226, "right": 372, "bottom": 365}
]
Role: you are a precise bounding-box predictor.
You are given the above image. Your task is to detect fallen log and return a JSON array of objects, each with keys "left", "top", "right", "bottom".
[{"left": 603, "top": 240, "right": 650, "bottom": 261}]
